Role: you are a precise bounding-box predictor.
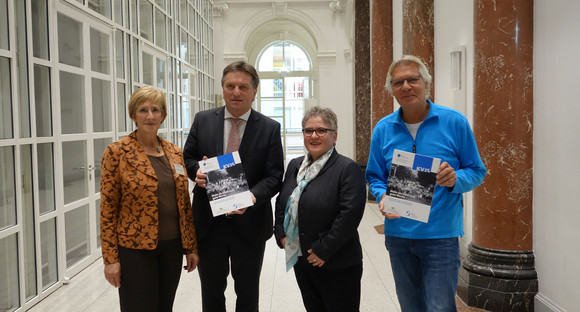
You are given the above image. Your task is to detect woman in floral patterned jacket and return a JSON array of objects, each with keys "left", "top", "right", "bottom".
[{"left": 100, "top": 86, "right": 197, "bottom": 311}]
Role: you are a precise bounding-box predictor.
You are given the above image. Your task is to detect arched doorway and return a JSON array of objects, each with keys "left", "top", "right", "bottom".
[{"left": 255, "top": 41, "right": 312, "bottom": 163}]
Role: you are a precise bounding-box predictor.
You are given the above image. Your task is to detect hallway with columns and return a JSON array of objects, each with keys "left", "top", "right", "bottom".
[
  {"left": 28, "top": 202, "right": 400, "bottom": 312},
  {"left": 26, "top": 202, "right": 484, "bottom": 312}
]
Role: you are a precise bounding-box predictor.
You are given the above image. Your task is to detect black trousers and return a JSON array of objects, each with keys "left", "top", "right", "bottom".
[
  {"left": 293, "top": 257, "right": 363, "bottom": 312},
  {"left": 197, "top": 218, "right": 266, "bottom": 312},
  {"left": 118, "top": 238, "right": 183, "bottom": 312}
]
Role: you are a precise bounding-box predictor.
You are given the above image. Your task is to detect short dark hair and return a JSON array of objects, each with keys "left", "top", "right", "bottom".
[{"left": 221, "top": 61, "right": 260, "bottom": 89}]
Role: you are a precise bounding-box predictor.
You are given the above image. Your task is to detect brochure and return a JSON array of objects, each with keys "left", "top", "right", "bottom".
[
  {"left": 384, "top": 149, "right": 441, "bottom": 223},
  {"left": 199, "top": 152, "right": 253, "bottom": 217}
]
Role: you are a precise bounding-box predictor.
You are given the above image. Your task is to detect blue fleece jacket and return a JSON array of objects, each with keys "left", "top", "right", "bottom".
[{"left": 365, "top": 100, "right": 486, "bottom": 239}]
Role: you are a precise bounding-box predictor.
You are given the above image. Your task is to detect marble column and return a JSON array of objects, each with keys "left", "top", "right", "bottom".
[
  {"left": 354, "top": 0, "right": 371, "bottom": 166},
  {"left": 402, "top": 0, "right": 434, "bottom": 99},
  {"left": 371, "top": 0, "right": 393, "bottom": 127},
  {"left": 457, "top": 1, "right": 537, "bottom": 311}
]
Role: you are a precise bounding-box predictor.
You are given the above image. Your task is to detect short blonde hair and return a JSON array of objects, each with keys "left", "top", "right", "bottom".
[{"left": 128, "top": 86, "right": 167, "bottom": 121}]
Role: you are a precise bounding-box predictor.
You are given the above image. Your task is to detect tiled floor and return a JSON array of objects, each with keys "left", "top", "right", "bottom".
[{"left": 27, "top": 202, "right": 477, "bottom": 312}]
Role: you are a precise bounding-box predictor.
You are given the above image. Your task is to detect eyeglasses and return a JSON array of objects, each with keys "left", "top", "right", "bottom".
[
  {"left": 302, "top": 128, "right": 335, "bottom": 137},
  {"left": 390, "top": 75, "right": 422, "bottom": 89}
]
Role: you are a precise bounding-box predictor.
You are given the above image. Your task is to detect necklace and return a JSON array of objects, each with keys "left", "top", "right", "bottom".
[{"left": 140, "top": 140, "right": 162, "bottom": 154}]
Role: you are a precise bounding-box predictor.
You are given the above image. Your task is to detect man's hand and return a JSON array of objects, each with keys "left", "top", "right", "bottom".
[
  {"left": 195, "top": 156, "right": 209, "bottom": 188},
  {"left": 183, "top": 253, "right": 199, "bottom": 272},
  {"left": 225, "top": 193, "right": 254, "bottom": 216},
  {"left": 436, "top": 161, "right": 456, "bottom": 187},
  {"left": 379, "top": 193, "right": 401, "bottom": 219}
]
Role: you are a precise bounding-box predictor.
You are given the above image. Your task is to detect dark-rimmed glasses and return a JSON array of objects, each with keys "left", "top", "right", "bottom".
[
  {"left": 390, "top": 75, "right": 422, "bottom": 89},
  {"left": 302, "top": 128, "right": 335, "bottom": 137}
]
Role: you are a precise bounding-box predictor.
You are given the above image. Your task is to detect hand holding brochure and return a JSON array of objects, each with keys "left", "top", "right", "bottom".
[
  {"left": 384, "top": 149, "right": 441, "bottom": 223},
  {"left": 199, "top": 152, "right": 253, "bottom": 217}
]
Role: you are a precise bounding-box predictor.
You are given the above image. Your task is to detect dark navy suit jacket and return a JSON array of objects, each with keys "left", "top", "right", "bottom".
[{"left": 183, "top": 106, "right": 284, "bottom": 245}]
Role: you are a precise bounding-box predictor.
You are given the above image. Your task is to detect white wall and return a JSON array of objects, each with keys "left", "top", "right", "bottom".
[
  {"left": 534, "top": 0, "right": 580, "bottom": 310},
  {"left": 212, "top": 0, "right": 355, "bottom": 159},
  {"left": 432, "top": 0, "right": 476, "bottom": 259}
]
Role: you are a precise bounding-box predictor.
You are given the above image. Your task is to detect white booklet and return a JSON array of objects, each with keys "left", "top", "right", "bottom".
[
  {"left": 199, "top": 151, "right": 253, "bottom": 217},
  {"left": 384, "top": 149, "right": 441, "bottom": 223}
]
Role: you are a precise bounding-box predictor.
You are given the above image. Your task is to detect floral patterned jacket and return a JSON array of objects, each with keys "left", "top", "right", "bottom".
[{"left": 100, "top": 131, "right": 197, "bottom": 265}]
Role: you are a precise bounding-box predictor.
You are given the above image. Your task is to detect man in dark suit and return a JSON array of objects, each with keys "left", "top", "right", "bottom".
[{"left": 183, "top": 61, "right": 284, "bottom": 312}]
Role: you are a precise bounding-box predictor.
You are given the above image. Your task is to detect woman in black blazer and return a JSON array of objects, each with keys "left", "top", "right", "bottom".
[{"left": 274, "top": 106, "right": 367, "bottom": 312}]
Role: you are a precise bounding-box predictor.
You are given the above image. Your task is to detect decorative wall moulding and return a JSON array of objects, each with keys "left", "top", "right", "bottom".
[
  {"left": 344, "top": 49, "right": 352, "bottom": 62},
  {"left": 214, "top": 2, "right": 229, "bottom": 17},
  {"left": 224, "top": 52, "right": 248, "bottom": 63},
  {"left": 272, "top": 2, "right": 288, "bottom": 15},
  {"left": 329, "top": 1, "right": 343, "bottom": 13},
  {"left": 317, "top": 51, "right": 337, "bottom": 64}
]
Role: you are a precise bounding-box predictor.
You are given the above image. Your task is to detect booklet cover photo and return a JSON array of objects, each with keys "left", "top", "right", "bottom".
[
  {"left": 384, "top": 149, "right": 441, "bottom": 223},
  {"left": 199, "top": 152, "right": 253, "bottom": 217}
]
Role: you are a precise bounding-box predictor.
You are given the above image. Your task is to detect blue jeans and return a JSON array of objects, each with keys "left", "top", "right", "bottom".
[{"left": 385, "top": 236, "right": 460, "bottom": 312}]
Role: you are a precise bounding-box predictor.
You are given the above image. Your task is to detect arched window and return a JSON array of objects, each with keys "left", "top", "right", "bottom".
[{"left": 256, "top": 41, "right": 312, "bottom": 162}]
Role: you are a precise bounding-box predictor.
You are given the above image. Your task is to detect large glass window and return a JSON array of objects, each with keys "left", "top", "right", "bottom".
[
  {"left": 89, "top": 0, "right": 112, "bottom": 19},
  {"left": 21, "top": 145, "right": 37, "bottom": 300},
  {"left": 117, "top": 82, "right": 127, "bottom": 131},
  {"left": 0, "top": 0, "right": 8, "bottom": 50},
  {"left": 0, "top": 146, "right": 16, "bottom": 230},
  {"left": 90, "top": 28, "right": 110, "bottom": 74},
  {"left": 38, "top": 143, "right": 55, "bottom": 214},
  {"left": 94, "top": 138, "right": 112, "bottom": 191},
  {"left": 0, "top": 235, "right": 19, "bottom": 310},
  {"left": 113, "top": 0, "right": 123, "bottom": 25},
  {"left": 139, "top": 0, "right": 153, "bottom": 41},
  {"left": 65, "top": 204, "right": 90, "bottom": 268},
  {"left": 0, "top": 57, "right": 12, "bottom": 139},
  {"left": 156, "top": 57, "right": 165, "bottom": 89},
  {"left": 16, "top": 0, "right": 30, "bottom": 138},
  {"left": 143, "top": 51, "right": 154, "bottom": 85},
  {"left": 257, "top": 41, "right": 312, "bottom": 161},
  {"left": 32, "top": 0, "right": 49, "bottom": 59},
  {"left": 130, "top": 0, "right": 137, "bottom": 32},
  {"left": 155, "top": 8, "right": 166, "bottom": 50},
  {"left": 1, "top": 1, "right": 215, "bottom": 309},
  {"left": 62, "top": 141, "right": 88, "bottom": 204},
  {"left": 115, "top": 30, "right": 125, "bottom": 79},
  {"left": 60, "top": 71, "right": 85, "bottom": 134},
  {"left": 92, "top": 78, "right": 112, "bottom": 132},
  {"left": 40, "top": 219, "right": 58, "bottom": 289},
  {"left": 58, "top": 13, "right": 83, "bottom": 68},
  {"left": 132, "top": 37, "right": 140, "bottom": 83},
  {"left": 34, "top": 65, "right": 52, "bottom": 137},
  {"left": 259, "top": 42, "right": 310, "bottom": 72}
]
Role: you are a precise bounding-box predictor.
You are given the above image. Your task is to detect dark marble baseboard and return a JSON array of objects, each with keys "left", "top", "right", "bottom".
[{"left": 458, "top": 243, "right": 538, "bottom": 311}]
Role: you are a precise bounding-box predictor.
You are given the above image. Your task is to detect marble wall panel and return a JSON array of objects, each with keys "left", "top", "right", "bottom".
[
  {"left": 402, "top": 0, "right": 435, "bottom": 99},
  {"left": 472, "top": 0, "right": 534, "bottom": 251},
  {"left": 355, "top": 0, "right": 371, "bottom": 164},
  {"left": 371, "top": 0, "right": 394, "bottom": 128}
]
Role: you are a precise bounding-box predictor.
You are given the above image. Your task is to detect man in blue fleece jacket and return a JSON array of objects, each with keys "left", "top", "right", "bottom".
[{"left": 366, "top": 55, "right": 486, "bottom": 311}]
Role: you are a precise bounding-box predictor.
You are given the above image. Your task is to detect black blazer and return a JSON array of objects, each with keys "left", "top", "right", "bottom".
[
  {"left": 274, "top": 149, "right": 367, "bottom": 270},
  {"left": 183, "top": 107, "right": 284, "bottom": 244}
]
